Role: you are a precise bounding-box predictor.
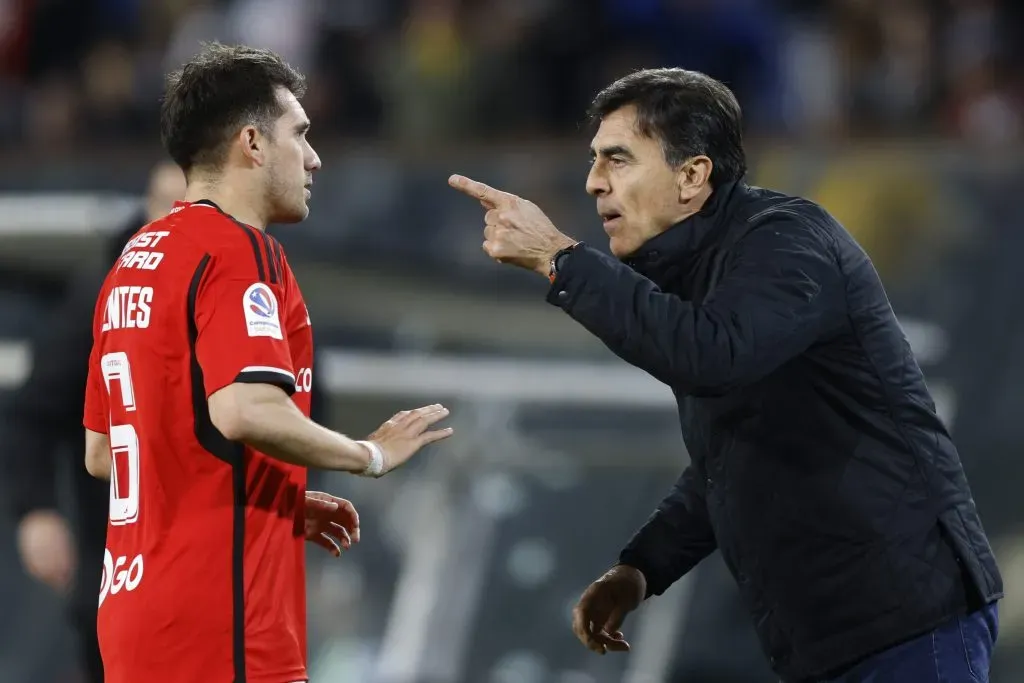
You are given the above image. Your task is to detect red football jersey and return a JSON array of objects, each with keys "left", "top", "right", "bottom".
[{"left": 84, "top": 200, "right": 314, "bottom": 683}]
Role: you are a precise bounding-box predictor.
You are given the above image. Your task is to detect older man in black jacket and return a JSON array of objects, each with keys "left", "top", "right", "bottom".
[{"left": 449, "top": 68, "right": 1003, "bottom": 683}]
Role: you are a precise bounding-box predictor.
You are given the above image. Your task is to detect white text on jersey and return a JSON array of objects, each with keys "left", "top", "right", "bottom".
[
  {"left": 102, "top": 286, "right": 153, "bottom": 332},
  {"left": 119, "top": 230, "right": 171, "bottom": 271},
  {"left": 295, "top": 367, "right": 313, "bottom": 393},
  {"left": 122, "top": 230, "right": 171, "bottom": 252},
  {"left": 99, "top": 549, "right": 144, "bottom": 607}
]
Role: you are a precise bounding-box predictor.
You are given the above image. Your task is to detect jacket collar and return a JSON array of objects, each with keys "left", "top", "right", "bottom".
[{"left": 624, "top": 179, "right": 745, "bottom": 279}]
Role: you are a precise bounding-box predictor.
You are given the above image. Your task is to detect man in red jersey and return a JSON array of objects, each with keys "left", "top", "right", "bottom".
[{"left": 81, "top": 43, "right": 453, "bottom": 683}]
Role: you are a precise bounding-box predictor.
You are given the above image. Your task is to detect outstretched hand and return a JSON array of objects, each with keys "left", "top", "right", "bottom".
[
  {"left": 449, "top": 174, "right": 576, "bottom": 276},
  {"left": 366, "top": 404, "right": 454, "bottom": 476}
]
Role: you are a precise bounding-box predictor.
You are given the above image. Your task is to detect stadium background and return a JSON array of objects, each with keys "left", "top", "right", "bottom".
[{"left": 0, "top": 0, "right": 1022, "bottom": 681}]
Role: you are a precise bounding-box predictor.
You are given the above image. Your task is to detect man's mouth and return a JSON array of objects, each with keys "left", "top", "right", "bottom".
[{"left": 600, "top": 211, "right": 622, "bottom": 228}]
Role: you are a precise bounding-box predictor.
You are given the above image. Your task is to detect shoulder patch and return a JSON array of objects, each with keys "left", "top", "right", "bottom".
[{"left": 243, "top": 282, "right": 283, "bottom": 340}]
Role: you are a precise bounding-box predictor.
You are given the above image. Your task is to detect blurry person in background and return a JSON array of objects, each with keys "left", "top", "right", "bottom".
[
  {"left": 451, "top": 68, "right": 1003, "bottom": 683},
  {"left": 2, "top": 160, "right": 185, "bottom": 683}
]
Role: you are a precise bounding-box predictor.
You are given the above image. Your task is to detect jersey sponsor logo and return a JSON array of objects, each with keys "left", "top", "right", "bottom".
[
  {"left": 98, "top": 548, "right": 144, "bottom": 607},
  {"left": 118, "top": 230, "right": 170, "bottom": 271},
  {"left": 118, "top": 250, "right": 164, "bottom": 271},
  {"left": 243, "top": 283, "right": 283, "bottom": 340},
  {"left": 101, "top": 286, "right": 153, "bottom": 332},
  {"left": 295, "top": 367, "right": 313, "bottom": 393},
  {"left": 121, "top": 230, "right": 170, "bottom": 253}
]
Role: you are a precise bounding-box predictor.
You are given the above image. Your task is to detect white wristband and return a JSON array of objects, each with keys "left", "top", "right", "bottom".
[{"left": 356, "top": 440, "right": 384, "bottom": 478}]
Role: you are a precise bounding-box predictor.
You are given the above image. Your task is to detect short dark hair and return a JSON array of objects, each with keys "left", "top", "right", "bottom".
[
  {"left": 587, "top": 68, "right": 747, "bottom": 187},
  {"left": 160, "top": 42, "right": 306, "bottom": 174}
]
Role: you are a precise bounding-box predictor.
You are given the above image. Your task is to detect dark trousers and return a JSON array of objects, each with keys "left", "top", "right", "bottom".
[
  {"left": 71, "top": 477, "right": 108, "bottom": 683},
  {"left": 821, "top": 603, "right": 999, "bottom": 683},
  {"left": 69, "top": 599, "right": 104, "bottom": 683}
]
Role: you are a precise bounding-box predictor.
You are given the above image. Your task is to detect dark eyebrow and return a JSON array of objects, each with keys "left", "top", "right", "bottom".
[{"left": 589, "top": 145, "right": 635, "bottom": 161}]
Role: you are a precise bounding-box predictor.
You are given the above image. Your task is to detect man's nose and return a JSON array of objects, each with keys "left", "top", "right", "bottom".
[{"left": 586, "top": 166, "right": 608, "bottom": 196}]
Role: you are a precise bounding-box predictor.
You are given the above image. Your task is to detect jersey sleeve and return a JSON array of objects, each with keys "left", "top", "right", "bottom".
[
  {"left": 83, "top": 292, "right": 109, "bottom": 434},
  {"left": 83, "top": 341, "right": 109, "bottom": 433},
  {"left": 193, "top": 256, "right": 296, "bottom": 398}
]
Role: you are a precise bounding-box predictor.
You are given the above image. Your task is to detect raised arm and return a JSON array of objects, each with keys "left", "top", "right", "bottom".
[{"left": 549, "top": 221, "right": 847, "bottom": 395}]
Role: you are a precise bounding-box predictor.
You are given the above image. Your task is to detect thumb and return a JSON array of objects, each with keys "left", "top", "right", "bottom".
[
  {"left": 418, "top": 426, "right": 455, "bottom": 448},
  {"left": 604, "top": 605, "right": 627, "bottom": 633}
]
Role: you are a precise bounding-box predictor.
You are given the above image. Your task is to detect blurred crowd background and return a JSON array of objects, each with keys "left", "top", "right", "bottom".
[
  {"left": 0, "top": 0, "right": 1022, "bottom": 682},
  {"left": 1, "top": 0, "right": 1022, "bottom": 146}
]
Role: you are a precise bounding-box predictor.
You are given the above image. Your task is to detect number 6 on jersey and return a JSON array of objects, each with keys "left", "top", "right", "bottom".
[{"left": 101, "top": 351, "right": 141, "bottom": 526}]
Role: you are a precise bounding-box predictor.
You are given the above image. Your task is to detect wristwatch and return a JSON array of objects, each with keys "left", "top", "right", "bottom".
[{"left": 548, "top": 242, "right": 582, "bottom": 283}]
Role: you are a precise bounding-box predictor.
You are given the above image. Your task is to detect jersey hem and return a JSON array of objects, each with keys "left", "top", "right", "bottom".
[{"left": 234, "top": 368, "right": 297, "bottom": 396}]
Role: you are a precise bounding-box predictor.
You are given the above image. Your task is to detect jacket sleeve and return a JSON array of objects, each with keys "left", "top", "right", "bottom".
[
  {"left": 547, "top": 221, "right": 847, "bottom": 395},
  {"left": 2, "top": 266, "right": 103, "bottom": 520},
  {"left": 618, "top": 464, "right": 717, "bottom": 596}
]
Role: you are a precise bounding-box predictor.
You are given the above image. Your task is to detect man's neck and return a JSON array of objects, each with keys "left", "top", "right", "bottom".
[
  {"left": 183, "top": 179, "right": 267, "bottom": 231},
  {"left": 654, "top": 183, "right": 716, "bottom": 234},
  {"left": 674, "top": 183, "right": 715, "bottom": 225}
]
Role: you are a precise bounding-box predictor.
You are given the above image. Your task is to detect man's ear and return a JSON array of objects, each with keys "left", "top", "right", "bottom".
[
  {"left": 677, "top": 155, "right": 713, "bottom": 203},
  {"left": 238, "top": 125, "right": 265, "bottom": 167}
]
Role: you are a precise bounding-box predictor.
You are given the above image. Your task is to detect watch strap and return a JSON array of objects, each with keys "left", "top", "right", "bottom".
[{"left": 548, "top": 242, "right": 583, "bottom": 283}]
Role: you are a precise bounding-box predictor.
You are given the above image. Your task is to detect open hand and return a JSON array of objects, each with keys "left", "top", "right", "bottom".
[
  {"left": 449, "top": 174, "right": 576, "bottom": 276},
  {"left": 366, "top": 404, "right": 453, "bottom": 476},
  {"left": 304, "top": 491, "right": 360, "bottom": 557}
]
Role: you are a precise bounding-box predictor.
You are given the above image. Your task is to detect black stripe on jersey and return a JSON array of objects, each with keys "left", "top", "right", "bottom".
[
  {"left": 256, "top": 231, "right": 279, "bottom": 284},
  {"left": 186, "top": 254, "right": 248, "bottom": 683},
  {"left": 236, "top": 224, "right": 267, "bottom": 283},
  {"left": 190, "top": 199, "right": 270, "bottom": 284},
  {"left": 186, "top": 254, "right": 242, "bottom": 460},
  {"left": 234, "top": 368, "right": 297, "bottom": 396},
  {"left": 268, "top": 235, "right": 286, "bottom": 283}
]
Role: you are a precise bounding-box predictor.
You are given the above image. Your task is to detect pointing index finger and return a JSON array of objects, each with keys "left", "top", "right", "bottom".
[{"left": 448, "top": 174, "right": 513, "bottom": 208}]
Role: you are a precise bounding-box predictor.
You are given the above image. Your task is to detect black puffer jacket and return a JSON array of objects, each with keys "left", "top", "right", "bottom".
[{"left": 547, "top": 180, "right": 1003, "bottom": 682}]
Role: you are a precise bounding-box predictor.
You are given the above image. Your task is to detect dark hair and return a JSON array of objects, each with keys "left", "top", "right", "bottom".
[
  {"left": 160, "top": 42, "right": 307, "bottom": 174},
  {"left": 587, "top": 68, "right": 747, "bottom": 187}
]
